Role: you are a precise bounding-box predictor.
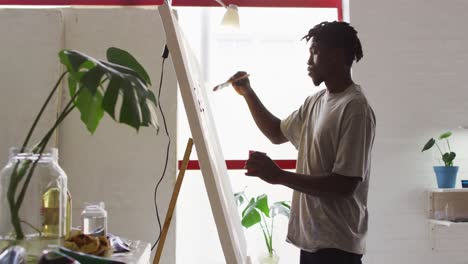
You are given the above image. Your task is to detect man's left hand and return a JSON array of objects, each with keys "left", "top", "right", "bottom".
[{"left": 244, "top": 152, "right": 283, "bottom": 184}]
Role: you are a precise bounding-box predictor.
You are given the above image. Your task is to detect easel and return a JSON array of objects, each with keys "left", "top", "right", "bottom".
[
  {"left": 158, "top": 3, "right": 250, "bottom": 263},
  {"left": 153, "top": 138, "right": 193, "bottom": 264}
]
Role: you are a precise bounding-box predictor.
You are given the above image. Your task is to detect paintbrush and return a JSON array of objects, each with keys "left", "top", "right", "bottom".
[{"left": 212, "top": 73, "right": 250, "bottom": 91}]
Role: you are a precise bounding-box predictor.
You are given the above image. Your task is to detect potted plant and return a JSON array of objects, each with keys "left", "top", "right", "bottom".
[
  {"left": 234, "top": 191, "right": 291, "bottom": 264},
  {"left": 0, "top": 47, "right": 159, "bottom": 241},
  {"left": 421, "top": 131, "right": 458, "bottom": 188}
]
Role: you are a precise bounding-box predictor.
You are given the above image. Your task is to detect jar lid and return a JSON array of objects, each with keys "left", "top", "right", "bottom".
[
  {"left": 81, "top": 202, "right": 107, "bottom": 217},
  {"left": 8, "top": 147, "right": 58, "bottom": 161}
]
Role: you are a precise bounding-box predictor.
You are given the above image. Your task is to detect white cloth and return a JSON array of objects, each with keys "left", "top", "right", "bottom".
[{"left": 280, "top": 84, "right": 376, "bottom": 254}]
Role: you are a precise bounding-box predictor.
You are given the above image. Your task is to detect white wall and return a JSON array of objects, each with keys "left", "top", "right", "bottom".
[
  {"left": 0, "top": 9, "right": 64, "bottom": 159},
  {"left": 0, "top": 7, "right": 177, "bottom": 264},
  {"left": 351, "top": 1, "right": 468, "bottom": 263}
]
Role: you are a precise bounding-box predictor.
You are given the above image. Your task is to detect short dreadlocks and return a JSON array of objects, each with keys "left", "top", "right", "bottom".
[{"left": 302, "top": 21, "right": 363, "bottom": 66}]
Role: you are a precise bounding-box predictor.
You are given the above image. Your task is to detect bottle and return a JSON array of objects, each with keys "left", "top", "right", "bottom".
[
  {"left": 41, "top": 189, "right": 72, "bottom": 238},
  {"left": 0, "top": 148, "right": 69, "bottom": 239},
  {"left": 81, "top": 202, "right": 107, "bottom": 236}
]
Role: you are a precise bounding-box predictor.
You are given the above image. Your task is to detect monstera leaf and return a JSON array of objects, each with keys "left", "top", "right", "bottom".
[
  {"left": 234, "top": 190, "right": 248, "bottom": 207},
  {"left": 59, "top": 48, "right": 158, "bottom": 133},
  {"left": 270, "top": 201, "right": 291, "bottom": 218},
  {"left": 240, "top": 194, "right": 270, "bottom": 228},
  {"left": 241, "top": 198, "right": 262, "bottom": 228},
  {"left": 254, "top": 194, "right": 270, "bottom": 217}
]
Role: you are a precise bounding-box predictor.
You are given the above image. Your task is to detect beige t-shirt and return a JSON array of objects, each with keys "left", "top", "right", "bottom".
[{"left": 280, "top": 84, "right": 375, "bottom": 254}]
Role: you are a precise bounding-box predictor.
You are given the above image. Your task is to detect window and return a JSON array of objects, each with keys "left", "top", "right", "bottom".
[
  {"left": 176, "top": 6, "right": 339, "bottom": 263},
  {"left": 0, "top": 0, "right": 162, "bottom": 5}
]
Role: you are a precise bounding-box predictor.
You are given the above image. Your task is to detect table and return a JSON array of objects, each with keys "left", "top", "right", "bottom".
[
  {"left": 110, "top": 240, "right": 151, "bottom": 264},
  {"left": 0, "top": 237, "right": 151, "bottom": 264}
]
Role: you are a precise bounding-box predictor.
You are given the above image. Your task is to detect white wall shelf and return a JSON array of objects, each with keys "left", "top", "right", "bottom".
[
  {"left": 426, "top": 189, "right": 468, "bottom": 220},
  {"left": 429, "top": 219, "right": 468, "bottom": 227},
  {"left": 429, "top": 219, "right": 468, "bottom": 252},
  {"left": 428, "top": 188, "right": 468, "bottom": 193},
  {"left": 427, "top": 190, "right": 468, "bottom": 252}
]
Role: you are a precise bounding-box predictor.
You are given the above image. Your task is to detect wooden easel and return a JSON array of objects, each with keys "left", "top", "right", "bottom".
[{"left": 153, "top": 138, "right": 193, "bottom": 264}]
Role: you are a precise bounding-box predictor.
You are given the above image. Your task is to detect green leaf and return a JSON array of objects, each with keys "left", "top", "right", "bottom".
[
  {"left": 60, "top": 48, "right": 159, "bottom": 133},
  {"left": 59, "top": 50, "right": 88, "bottom": 73},
  {"left": 280, "top": 201, "right": 291, "bottom": 209},
  {"left": 75, "top": 86, "right": 104, "bottom": 133},
  {"left": 107, "top": 47, "right": 152, "bottom": 86},
  {"left": 271, "top": 201, "right": 291, "bottom": 218},
  {"left": 120, "top": 82, "right": 142, "bottom": 131},
  {"left": 234, "top": 191, "right": 248, "bottom": 207},
  {"left": 102, "top": 78, "right": 121, "bottom": 120},
  {"left": 241, "top": 206, "right": 261, "bottom": 228},
  {"left": 81, "top": 66, "right": 105, "bottom": 95},
  {"left": 130, "top": 76, "right": 158, "bottom": 128},
  {"left": 449, "top": 152, "right": 456, "bottom": 161},
  {"left": 60, "top": 51, "right": 98, "bottom": 85},
  {"left": 67, "top": 61, "right": 96, "bottom": 96},
  {"left": 422, "top": 138, "right": 435, "bottom": 152},
  {"left": 439, "top": 131, "right": 452, "bottom": 140},
  {"left": 255, "top": 194, "right": 270, "bottom": 217},
  {"left": 442, "top": 152, "right": 456, "bottom": 165},
  {"left": 145, "top": 90, "right": 159, "bottom": 131},
  {"left": 242, "top": 198, "right": 256, "bottom": 218},
  {"left": 68, "top": 75, "right": 78, "bottom": 98}
]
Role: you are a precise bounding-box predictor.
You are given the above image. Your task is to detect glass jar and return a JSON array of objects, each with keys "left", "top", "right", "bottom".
[
  {"left": 0, "top": 147, "right": 70, "bottom": 242},
  {"left": 258, "top": 252, "right": 279, "bottom": 264},
  {"left": 81, "top": 202, "right": 107, "bottom": 236}
]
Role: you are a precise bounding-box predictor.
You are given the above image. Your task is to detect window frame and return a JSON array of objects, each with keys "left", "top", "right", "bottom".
[{"left": 0, "top": 0, "right": 342, "bottom": 21}]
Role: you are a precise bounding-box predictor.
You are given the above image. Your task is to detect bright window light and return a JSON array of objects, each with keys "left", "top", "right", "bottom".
[{"left": 176, "top": 7, "right": 338, "bottom": 264}]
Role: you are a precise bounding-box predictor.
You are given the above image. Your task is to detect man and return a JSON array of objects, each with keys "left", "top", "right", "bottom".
[{"left": 231, "top": 21, "right": 375, "bottom": 264}]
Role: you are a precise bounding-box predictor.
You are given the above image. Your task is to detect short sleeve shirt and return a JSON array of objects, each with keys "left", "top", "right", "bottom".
[{"left": 280, "top": 84, "right": 376, "bottom": 254}]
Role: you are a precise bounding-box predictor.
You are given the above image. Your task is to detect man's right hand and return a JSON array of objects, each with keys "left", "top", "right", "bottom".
[
  {"left": 228, "top": 71, "right": 287, "bottom": 145},
  {"left": 230, "top": 71, "right": 252, "bottom": 96}
]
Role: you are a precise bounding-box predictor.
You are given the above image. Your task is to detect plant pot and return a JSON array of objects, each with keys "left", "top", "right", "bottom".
[
  {"left": 433, "top": 166, "right": 459, "bottom": 188},
  {"left": 258, "top": 252, "right": 279, "bottom": 264}
]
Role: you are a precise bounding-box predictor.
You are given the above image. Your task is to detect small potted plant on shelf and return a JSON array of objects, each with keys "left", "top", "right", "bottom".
[
  {"left": 421, "top": 131, "right": 458, "bottom": 188},
  {"left": 234, "top": 190, "right": 290, "bottom": 264}
]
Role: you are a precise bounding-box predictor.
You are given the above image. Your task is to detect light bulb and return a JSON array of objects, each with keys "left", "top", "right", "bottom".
[{"left": 221, "top": 4, "right": 240, "bottom": 29}]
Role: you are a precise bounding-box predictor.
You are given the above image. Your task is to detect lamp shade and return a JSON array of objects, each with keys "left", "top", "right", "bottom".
[{"left": 221, "top": 4, "right": 240, "bottom": 28}]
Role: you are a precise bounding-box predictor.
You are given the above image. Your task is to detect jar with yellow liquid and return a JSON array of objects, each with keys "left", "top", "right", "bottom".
[
  {"left": 41, "top": 188, "right": 72, "bottom": 238},
  {"left": 0, "top": 148, "right": 71, "bottom": 242}
]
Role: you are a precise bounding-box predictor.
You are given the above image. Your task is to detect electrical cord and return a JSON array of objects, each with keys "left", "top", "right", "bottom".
[{"left": 152, "top": 45, "right": 170, "bottom": 251}]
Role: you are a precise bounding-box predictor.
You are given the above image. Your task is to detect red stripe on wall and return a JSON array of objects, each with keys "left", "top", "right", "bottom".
[
  {"left": 336, "top": 0, "right": 342, "bottom": 21},
  {"left": 179, "top": 159, "right": 297, "bottom": 170}
]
